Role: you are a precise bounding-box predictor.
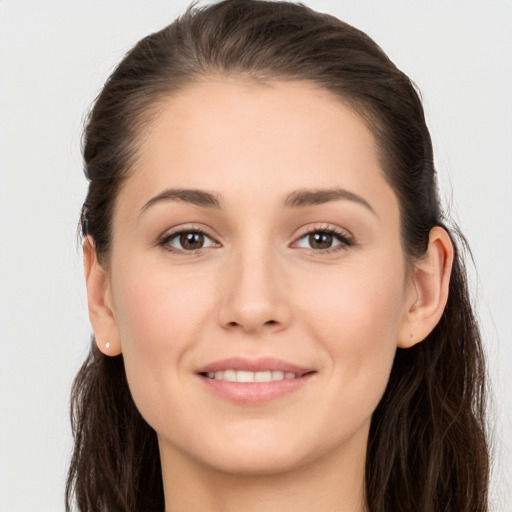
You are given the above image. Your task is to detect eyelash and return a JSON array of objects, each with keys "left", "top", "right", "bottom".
[
  {"left": 158, "top": 225, "right": 354, "bottom": 255},
  {"left": 293, "top": 225, "right": 354, "bottom": 254},
  {"left": 158, "top": 228, "right": 218, "bottom": 255}
]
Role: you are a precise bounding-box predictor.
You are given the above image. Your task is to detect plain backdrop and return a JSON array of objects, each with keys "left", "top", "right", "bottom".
[{"left": 0, "top": 1, "right": 510, "bottom": 510}]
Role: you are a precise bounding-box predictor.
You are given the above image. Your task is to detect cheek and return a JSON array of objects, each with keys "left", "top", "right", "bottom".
[
  {"left": 297, "top": 260, "right": 406, "bottom": 409},
  {"left": 302, "top": 260, "right": 405, "bottom": 340},
  {"left": 111, "top": 258, "right": 214, "bottom": 406},
  {"left": 114, "top": 256, "right": 212, "bottom": 343}
]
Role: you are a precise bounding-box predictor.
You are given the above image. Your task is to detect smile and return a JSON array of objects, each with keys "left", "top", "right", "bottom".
[
  {"left": 196, "top": 357, "right": 315, "bottom": 404},
  {"left": 204, "top": 370, "right": 303, "bottom": 382}
]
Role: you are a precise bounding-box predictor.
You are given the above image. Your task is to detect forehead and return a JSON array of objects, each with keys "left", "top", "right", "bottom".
[{"left": 119, "top": 79, "right": 398, "bottom": 221}]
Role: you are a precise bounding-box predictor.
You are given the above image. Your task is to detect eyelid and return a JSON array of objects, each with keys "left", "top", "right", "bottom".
[
  {"left": 157, "top": 223, "right": 354, "bottom": 255},
  {"left": 158, "top": 225, "right": 221, "bottom": 254},
  {"left": 291, "top": 224, "right": 354, "bottom": 253}
]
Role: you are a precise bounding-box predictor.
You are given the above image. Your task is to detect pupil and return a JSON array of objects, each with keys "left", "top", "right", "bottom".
[
  {"left": 309, "top": 232, "right": 332, "bottom": 249},
  {"left": 180, "top": 232, "right": 204, "bottom": 250}
]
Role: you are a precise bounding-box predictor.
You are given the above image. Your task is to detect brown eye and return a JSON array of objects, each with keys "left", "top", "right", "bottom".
[
  {"left": 308, "top": 232, "right": 333, "bottom": 249},
  {"left": 161, "top": 230, "right": 218, "bottom": 252},
  {"left": 294, "top": 228, "right": 353, "bottom": 253},
  {"left": 180, "top": 232, "right": 205, "bottom": 250}
]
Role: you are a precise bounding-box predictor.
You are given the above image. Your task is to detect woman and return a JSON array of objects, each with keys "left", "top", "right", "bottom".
[{"left": 67, "top": 1, "right": 489, "bottom": 511}]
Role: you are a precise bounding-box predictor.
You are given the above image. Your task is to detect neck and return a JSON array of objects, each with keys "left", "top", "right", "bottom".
[{"left": 160, "top": 432, "right": 368, "bottom": 512}]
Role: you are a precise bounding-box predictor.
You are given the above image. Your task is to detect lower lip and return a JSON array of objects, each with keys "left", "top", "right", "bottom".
[{"left": 198, "top": 373, "right": 314, "bottom": 405}]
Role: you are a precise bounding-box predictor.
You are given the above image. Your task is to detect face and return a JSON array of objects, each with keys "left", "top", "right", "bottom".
[{"left": 103, "top": 79, "right": 417, "bottom": 475}]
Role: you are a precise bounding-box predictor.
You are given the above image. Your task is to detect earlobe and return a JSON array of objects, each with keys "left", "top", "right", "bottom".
[
  {"left": 398, "top": 226, "right": 454, "bottom": 348},
  {"left": 83, "top": 236, "right": 122, "bottom": 356}
]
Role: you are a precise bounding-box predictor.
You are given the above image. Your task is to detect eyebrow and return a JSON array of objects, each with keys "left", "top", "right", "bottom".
[
  {"left": 284, "top": 187, "right": 375, "bottom": 214},
  {"left": 140, "top": 188, "right": 222, "bottom": 214},
  {"left": 139, "top": 186, "right": 375, "bottom": 216}
]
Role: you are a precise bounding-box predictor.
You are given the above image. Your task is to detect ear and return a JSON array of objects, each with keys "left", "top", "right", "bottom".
[
  {"left": 83, "top": 236, "right": 122, "bottom": 356},
  {"left": 398, "top": 226, "right": 454, "bottom": 348}
]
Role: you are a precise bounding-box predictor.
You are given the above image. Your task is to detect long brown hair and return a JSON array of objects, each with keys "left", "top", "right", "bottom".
[{"left": 67, "top": 1, "right": 489, "bottom": 510}]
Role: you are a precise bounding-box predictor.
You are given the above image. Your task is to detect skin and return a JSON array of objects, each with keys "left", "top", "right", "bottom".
[{"left": 84, "top": 79, "right": 453, "bottom": 512}]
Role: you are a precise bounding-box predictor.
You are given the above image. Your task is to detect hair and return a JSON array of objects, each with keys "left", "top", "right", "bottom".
[{"left": 67, "top": 1, "right": 489, "bottom": 511}]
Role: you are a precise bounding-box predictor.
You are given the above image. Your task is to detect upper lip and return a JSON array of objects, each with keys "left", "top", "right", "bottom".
[{"left": 197, "top": 356, "right": 313, "bottom": 375}]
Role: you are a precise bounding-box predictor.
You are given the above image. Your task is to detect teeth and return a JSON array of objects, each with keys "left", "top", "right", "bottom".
[
  {"left": 206, "top": 370, "right": 299, "bottom": 382},
  {"left": 237, "top": 370, "right": 255, "bottom": 382},
  {"left": 254, "top": 370, "right": 271, "bottom": 382},
  {"left": 224, "top": 369, "right": 237, "bottom": 382},
  {"left": 271, "top": 370, "right": 284, "bottom": 380}
]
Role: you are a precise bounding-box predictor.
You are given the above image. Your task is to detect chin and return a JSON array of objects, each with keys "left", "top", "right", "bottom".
[
  {"left": 163, "top": 426, "right": 314, "bottom": 476},
  {"left": 203, "top": 445, "right": 308, "bottom": 476},
  {"left": 196, "top": 425, "right": 346, "bottom": 477}
]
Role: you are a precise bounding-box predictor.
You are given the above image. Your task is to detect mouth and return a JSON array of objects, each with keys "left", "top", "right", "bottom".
[
  {"left": 196, "top": 357, "right": 316, "bottom": 404},
  {"left": 200, "top": 369, "right": 310, "bottom": 382}
]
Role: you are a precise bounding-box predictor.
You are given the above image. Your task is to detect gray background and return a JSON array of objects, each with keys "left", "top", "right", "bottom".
[{"left": 0, "top": 1, "right": 510, "bottom": 510}]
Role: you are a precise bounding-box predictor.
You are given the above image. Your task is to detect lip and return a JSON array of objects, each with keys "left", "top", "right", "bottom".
[
  {"left": 197, "top": 356, "right": 312, "bottom": 375},
  {"left": 196, "top": 357, "right": 316, "bottom": 405}
]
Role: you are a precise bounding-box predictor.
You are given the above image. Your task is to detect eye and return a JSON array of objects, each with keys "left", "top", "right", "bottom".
[
  {"left": 159, "top": 229, "right": 219, "bottom": 253},
  {"left": 293, "top": 227, "right": 353, "bottom": 253}
]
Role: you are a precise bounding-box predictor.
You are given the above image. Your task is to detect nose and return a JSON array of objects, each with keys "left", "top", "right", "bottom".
[{"left": 216, "top": 244, "right": 291, "bottom": 334}]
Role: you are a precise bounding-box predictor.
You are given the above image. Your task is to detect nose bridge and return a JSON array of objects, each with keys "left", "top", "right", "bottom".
[{"left": 217, "top": 229, "right": 290, "bottom": 333}]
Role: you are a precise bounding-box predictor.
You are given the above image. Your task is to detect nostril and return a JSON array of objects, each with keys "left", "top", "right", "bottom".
[{"left": 225, "top": 319, "right": 278, "bottom": 330}]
